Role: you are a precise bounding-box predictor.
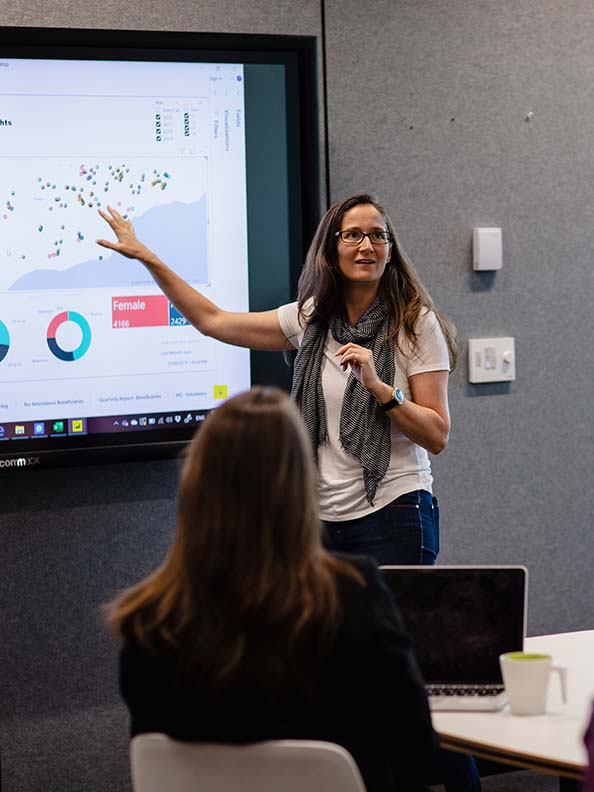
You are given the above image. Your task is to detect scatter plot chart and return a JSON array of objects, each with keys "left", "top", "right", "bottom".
[
  {"left": 2, "top": 157, "right": 208, "bottom": 292},
  {"left": 0, "top": 320, "right": 9, "bottom": 362}
]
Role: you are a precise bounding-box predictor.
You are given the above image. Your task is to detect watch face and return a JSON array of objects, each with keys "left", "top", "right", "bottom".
[{"left": 395, "top": 388, "right": 404, "bottom": 405}]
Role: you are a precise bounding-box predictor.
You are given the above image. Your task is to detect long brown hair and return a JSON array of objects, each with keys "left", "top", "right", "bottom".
[
  {"left": 106, "top": 387, "right": 360, "bottom": 689},
  {"left": 298, "top": 193, "right": 458, "bottom": 368}
]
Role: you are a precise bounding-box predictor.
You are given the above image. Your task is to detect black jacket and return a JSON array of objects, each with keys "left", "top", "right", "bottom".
[{"left": 119, "top": 554, "right": 436, "bottom": 792}]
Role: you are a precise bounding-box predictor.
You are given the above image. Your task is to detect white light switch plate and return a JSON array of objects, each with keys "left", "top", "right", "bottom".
[{"left": 468, "top": 337, "right": 515, "bottom": 383}]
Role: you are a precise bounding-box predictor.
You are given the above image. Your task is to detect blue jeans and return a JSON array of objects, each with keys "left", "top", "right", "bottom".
[
  {"left": 323, "top": 491, "right": 481, "bottom": 791},
  {"left": 322, "top": 489, "right": 440, "bottom": 566}
]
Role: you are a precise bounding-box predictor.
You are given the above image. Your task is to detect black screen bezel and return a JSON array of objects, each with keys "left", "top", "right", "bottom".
[{"left": 0, "top": 26, "right": 321, "bottom": 471}]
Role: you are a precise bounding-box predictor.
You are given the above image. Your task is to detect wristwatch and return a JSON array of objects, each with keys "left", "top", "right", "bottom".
[{"left": 378, "top": 387, "right": 404, "bottom": 411}]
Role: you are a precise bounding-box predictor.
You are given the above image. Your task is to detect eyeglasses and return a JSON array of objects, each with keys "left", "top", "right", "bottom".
[{"left": 335, "top": 230, "right": 393, "bottom": 245}]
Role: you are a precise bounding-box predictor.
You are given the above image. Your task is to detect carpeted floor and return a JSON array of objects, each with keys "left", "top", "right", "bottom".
[
  {"left": 431, "top": 769, "right": 561, "bottom": 791},
  {"left": 480, "top": 771, "right": 558, "bottom": 790}
]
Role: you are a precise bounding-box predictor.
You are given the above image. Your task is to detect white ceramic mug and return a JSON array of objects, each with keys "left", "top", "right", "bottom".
[{"left": 499, "top": 652, "right": 567, "bottom": 715}]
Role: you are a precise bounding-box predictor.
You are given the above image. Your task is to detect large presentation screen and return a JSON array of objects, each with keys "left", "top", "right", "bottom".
[
  {"left": 0, "top": 29, "right": 319, "bottom": 470},
  {"left": 2, "top": 58, "right": 249, "bottom": 433}
]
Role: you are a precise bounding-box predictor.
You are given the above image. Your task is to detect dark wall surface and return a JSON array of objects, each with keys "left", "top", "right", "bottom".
[{"left": 1, "top": 460, "right": 178, "bottom": 791}]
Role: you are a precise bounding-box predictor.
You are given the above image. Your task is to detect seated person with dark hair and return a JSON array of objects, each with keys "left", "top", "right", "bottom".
[{"left": 106, "top": 387, "right": 437, "bottom": 792}]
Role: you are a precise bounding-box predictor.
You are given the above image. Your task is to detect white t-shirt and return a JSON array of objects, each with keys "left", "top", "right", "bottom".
[{"left": 277, "top": 301, "right": 450, "bottom": 522}]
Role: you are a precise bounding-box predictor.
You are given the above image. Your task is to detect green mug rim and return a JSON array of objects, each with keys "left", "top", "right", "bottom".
[{"left": 501, "top": 652, "right": 551, "bottom": 661}]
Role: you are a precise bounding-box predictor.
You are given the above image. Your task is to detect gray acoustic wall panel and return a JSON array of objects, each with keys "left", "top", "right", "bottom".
[
  {"left": 325, "top": 0, "right": 594, "bottom": 636},
  {"left": 0, "top": 460, "right": 179, "bottom": 792},
  {"left": 0, "top": 0, "right": 321, "bottom": 35}
]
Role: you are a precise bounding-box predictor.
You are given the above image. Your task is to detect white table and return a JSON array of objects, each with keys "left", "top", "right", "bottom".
[{"left": 432, "top": 630, "right": 594, "bottom": 782}]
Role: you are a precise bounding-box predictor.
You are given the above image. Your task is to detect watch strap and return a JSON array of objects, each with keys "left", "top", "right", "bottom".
[
  {"left": 379, "top": 400, "right": 397, "bottom": 412},
  {"left": 378, "top": 388, "right": 403, "bottom": 412}
]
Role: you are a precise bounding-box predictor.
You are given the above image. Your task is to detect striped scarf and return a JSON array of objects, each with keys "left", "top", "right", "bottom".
[{"left": 291, "top": 297, "right": 395, "bottom": 506}]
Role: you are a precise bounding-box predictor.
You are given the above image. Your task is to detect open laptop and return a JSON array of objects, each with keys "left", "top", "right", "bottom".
[{"left": 379, "top": 565, "right": 527, "bottom": 711}]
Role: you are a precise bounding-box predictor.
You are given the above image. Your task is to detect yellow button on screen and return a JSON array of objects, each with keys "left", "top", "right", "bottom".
[
  {"left": 72, "top": 420, "right": 84, "bottom": 433},
  {"left": 213, "top": 385, "right": 228, "bottom": 400}
]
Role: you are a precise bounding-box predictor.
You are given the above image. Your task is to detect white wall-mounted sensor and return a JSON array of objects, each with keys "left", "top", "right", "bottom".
[{"left": 473, "top": 227, "right": 502, "bottom": 270}]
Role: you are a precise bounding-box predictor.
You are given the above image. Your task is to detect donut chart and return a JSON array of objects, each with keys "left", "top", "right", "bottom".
[
  {"left": 0, "top": 320, "right": 9, "bottom": 363},
  {"left": 47, "top": 311, "right": 92, "bottom": 361}
]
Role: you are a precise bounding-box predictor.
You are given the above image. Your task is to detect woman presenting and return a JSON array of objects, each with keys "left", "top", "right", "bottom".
[{"left": 97, "top": 192, "right": 457, "bottom": 565}]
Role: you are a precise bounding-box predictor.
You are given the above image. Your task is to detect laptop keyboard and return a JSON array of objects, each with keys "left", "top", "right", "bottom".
[{"left": 427, "top": 684, "right": 505, "bottom": 697}]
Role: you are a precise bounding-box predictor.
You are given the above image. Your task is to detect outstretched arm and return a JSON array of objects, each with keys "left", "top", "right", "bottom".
[{"left": 96, "top": 206, "right": 292, "bottom": 352}]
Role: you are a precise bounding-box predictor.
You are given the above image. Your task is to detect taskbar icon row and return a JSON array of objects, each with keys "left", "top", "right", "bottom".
[
  {"left": 0, "top": 418, "right": 86, "bottom": 441},
  {"left": 101, "top": 410, "right": 208, "bottom": 432},
  {"left": 0, "top": 409, "right": 211, "bottom": 442},
  {"left": 86, "top": 409, "right": 211, "bottom": 434}
]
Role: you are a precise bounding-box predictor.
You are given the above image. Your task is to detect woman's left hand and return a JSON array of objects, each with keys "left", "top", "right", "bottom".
[
  {"left": 335, "top": 343, "right": 381, "bottom": 391},
  {"left": 336, "top": 343, "right": 451, "bottom": 454}
]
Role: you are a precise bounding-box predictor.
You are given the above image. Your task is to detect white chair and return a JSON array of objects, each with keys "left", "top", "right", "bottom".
[{"left": 130, "top": 733, "right": 367, "bottom": 792}]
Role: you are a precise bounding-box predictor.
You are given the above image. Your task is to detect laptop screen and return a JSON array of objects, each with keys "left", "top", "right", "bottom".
[{"left": 380, "top": 566, "right": 527, "bottom": 685}]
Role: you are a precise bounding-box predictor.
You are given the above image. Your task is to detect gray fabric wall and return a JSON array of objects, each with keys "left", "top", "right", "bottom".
[
  {"left": 1, "top": 1, "right": 593, "bottom": 791},
  {"left": 325, "top": 0, "right": 594, "bottom": 638}
]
